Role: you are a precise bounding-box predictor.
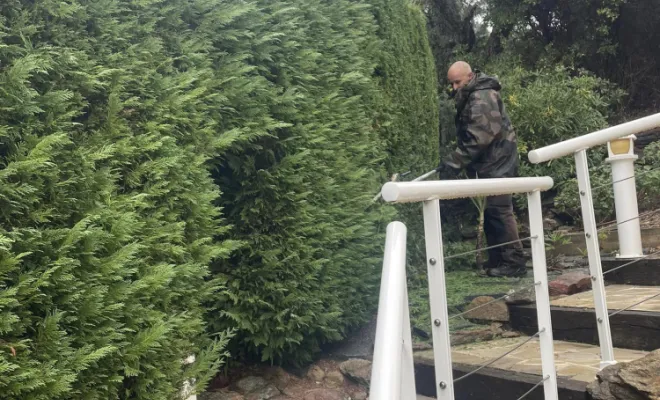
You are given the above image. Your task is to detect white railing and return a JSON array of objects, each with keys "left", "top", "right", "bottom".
[
  {"left": 370, "top": 222, "right": 417, "bottom": 400},
  {"left": 528, "top": 113, "right": 660, "bottom": 163},
  {"left": 528, "top": 112, "right": 660, "bottom": 368},
  {"left": 372, "top": 177, "right": 558, "bottom": 400}
]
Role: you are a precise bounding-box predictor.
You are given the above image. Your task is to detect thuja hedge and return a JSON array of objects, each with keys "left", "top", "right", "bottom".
[
  {"left": 0, "top": 1, "right": 438, "bottom": 397},
  {"left": 208, "top": 0, "right": 438, "bottom": 364},
  {"left": 0, "top": 0, "right": 237, "bottom": 398}
]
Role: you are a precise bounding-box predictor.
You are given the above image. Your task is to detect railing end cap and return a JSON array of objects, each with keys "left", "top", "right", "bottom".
[
  {"left": 528, "top": 150, "right": 543, "bottom": 164},
  {"left": 381, "top": 181, "right": 400, "bottom": 203}
]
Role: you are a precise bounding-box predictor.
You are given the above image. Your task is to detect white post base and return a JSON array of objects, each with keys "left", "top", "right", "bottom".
[
  {"left": 575, "top": 150, "right": 616, "bottom": 367},
  {"left": 606, "top": 153, "right": 644, "bottom": 259}
]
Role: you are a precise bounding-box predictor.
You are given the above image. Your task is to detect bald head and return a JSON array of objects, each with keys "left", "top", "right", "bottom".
[{"left": 447, "top": 61, "right": 474, "bottom": 91}]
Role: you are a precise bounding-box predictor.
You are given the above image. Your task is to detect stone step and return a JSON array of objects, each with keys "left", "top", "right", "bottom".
[
  {"left": 509, "top": 284, "right": 660, "bottom": 351},
  {"left": 602, "top": 256, "right": 660, "bottom": 286},
  {"left": 414, "top": 338, "right": 647, "bottom": 400},
  {"left": 546, "top": 227, "right": 660, "bottom": 258}
]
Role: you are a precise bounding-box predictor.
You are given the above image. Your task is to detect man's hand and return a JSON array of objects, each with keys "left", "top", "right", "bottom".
[{"left": 435, "top": 162, "right": 459, "bottom": 179}]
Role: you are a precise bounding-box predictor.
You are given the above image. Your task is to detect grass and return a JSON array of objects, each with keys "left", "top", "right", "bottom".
[{"left": 408, "top": 269, "right": 535, "bottom": 338}]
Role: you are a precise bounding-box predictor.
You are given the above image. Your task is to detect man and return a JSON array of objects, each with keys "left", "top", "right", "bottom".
[{"left": 437, "top": 61, "right": 526, "bottom": 278}]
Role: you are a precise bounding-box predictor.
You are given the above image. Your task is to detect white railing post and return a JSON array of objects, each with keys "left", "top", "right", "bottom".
[
  {"left": 182, "top": 355, "right": 197, "bottom": 400},
  {"left": 606, "top": 136, "right": 643, "bottom": 258},
  {"left": 527, "top": 190, "right": 559, "bottom": 400},
  {"left": 401, "top": 276, "right": 416, "bottom": 399},
  {"left": 422, "top": 200, "right": 454, "bottom": 400},
  {"left": 574, "top": 150, "right": 616, "bottom": 368},
  {"left": 370, "top": 222, "right": 417, "bottom": 400},
  {"left": 380, "top": 177, "right": 556, "bottom": 399}
]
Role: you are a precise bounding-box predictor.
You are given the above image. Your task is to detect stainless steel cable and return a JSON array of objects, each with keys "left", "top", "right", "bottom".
[
  {"left": 597, "top": 210, "right": 656, "bottom": 232},
  {"left": 609, "top": 293, "right": 660, "bottom": 317},
  {"left": 591, "top": 166, "right": 660, "bottom": 192},
  {"left": 445, "top": 236, "right": 537, "bottom": 260},
  {"left": 516, "top": 375, "right": 550, "bottom": 400},
  {"left": 602, "top": 249, "right": 660, "bottom": 276},
  {"left": 449, "top": 281, "right": 540, "bottom": 320},
  {"left": 453, "top": 330, "right": 544, "bottom": 384}
]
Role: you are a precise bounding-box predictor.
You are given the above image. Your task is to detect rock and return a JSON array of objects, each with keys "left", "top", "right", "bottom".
[
  {"left": 353, "top": 391, "right": 368, "bottom": 400},
  {"left": 549, "top": 272, "right": 592, "bottom": 296},
  {"left": 264, "top": 367, "right": 292, "bottom": 390},
  {"left": 412, "top": 326, "right": 430, "bottom": 339},
  {"left": 324, "top": 370, "right": 344, "bottom": 388},
  {"left": 199, "top": 391, "right": 244, "bottom": 400},
  {"left": 463, "top": 296, "right": 509, "bottom": 322},
  {"left": 619, "top": 350, "right": 660, "bottom": 396},
  {"left": 339, "top": 359, "right": 372, "bottom": 387},
  {"left": 450, "top": 324, "right": 503, "bottom": 346},
  {"left": 544, "top": 217, "right": 560, "bottom": 230},
  {"left": 245, "top": 385, "right": 281, "bottom": 400},
  {"left": 412, "top": 342, "right": 433, "bottom": 351},
  {"left": 307, "top": 365, "right": 326, "bottom": 382},
  {"left": 302, "top": 388, "right": 347, "bottom": 400},
  {"left": 502, "top": 331, "right": 521, "bottom": 338},
  {"left": 235, "top": 377, "right": 268, "bottom": 394},
  {"left": 504, "top": 287, "right": 536, "bottom": 305},
  {"left": 209, "top": 374, "right": 232, "bottom": 390},
  {"left": 587, "top": 349, "right": 660, "bottom": 399},
  {"left": 554, "top": 259, "right": 579, "bottom": 270}
]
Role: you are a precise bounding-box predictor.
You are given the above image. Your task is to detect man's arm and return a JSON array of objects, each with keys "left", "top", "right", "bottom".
[{"left": 444, "top": 90, "right": 504, "bottom": 170}]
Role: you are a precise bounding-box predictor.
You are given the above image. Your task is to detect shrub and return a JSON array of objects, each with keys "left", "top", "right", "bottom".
[{"left": 0, "top": 0, "right": 242, "bottom": 397}]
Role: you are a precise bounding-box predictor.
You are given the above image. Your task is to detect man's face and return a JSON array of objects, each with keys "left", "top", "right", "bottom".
[{"left": 447, "top": 70, "right": 473, "bottom": 91}]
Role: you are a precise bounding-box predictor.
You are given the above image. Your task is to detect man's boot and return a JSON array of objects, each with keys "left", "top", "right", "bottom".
[{"left": 487, "top": 247, "right": 527, "bottom": 277}]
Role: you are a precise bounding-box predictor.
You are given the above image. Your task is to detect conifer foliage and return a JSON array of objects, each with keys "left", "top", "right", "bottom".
[
  {"left": 0, "top": 0, "right": 236, "bottom": 398},
  {"left": 0, "top": 0, "right": 439, "bottom": 395},
  {"left": 208, "top": 0, "right": 439, "bottom": 364},
  {"left": 208, "top": 0, "right": 393, "bottom": 364}
]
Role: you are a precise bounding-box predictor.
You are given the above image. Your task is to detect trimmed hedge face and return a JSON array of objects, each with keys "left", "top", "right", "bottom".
[
  {"left": 0, "top": 0, "right": 234, "bottom": 398},
  {"left": 0, "top": 1, "right": 439, "bottom": 393},
  {"left": 207, "top": 0, "right": 439, "bottom": 364}
]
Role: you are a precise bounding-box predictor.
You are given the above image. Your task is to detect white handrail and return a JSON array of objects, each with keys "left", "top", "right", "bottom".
[
  {"left": 370, "top": 221, "right": 416, "bottom": 400},
  {"left": 381, "top": 177, "right": 553, "bottom": 203},
  {"left": 528, "top": 112, "right": 660, "bottom": 163},
  {"left": 372, "top": 177, "right": 557, "bottom": 400}
]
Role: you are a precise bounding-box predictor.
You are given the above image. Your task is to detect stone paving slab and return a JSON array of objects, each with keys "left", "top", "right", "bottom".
[
  {"left": 551, "top": 284, "right": 660, "bottom": 312},
  {"left": 415, "top": 338, "right": 647, "bottom": 383}
]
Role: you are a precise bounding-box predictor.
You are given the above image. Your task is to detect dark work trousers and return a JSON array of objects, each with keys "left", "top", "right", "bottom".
[{"left": 483, "top": 194, "right": 525, "bottom": 268}]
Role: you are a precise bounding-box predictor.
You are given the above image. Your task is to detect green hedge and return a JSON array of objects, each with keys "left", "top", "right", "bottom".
[
  {"left": 0, "top": 2, "right": 440, "bottom": 395},
  {"left": 0, "top": 1, "right": 237, "bottom": 398},
  {"left": 371, "top": 0, "right": 440, "bottom": 271},
  {"left": 208, "top": 0, "right": 439, "bottom": 364}
]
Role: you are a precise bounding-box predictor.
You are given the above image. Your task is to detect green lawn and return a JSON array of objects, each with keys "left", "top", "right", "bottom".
[{"left": 408, "top": 269, "right": 535, "bottom": 336}]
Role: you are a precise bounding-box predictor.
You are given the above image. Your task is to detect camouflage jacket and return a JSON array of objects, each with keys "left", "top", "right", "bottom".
[{"left": 444, "top": 72, "right": 519, "bottom": 179}]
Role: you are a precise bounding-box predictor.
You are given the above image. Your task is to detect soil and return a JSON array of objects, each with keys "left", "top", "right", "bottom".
[{"left": 203, "top": 359, "right": 368, "bottom": 400}]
